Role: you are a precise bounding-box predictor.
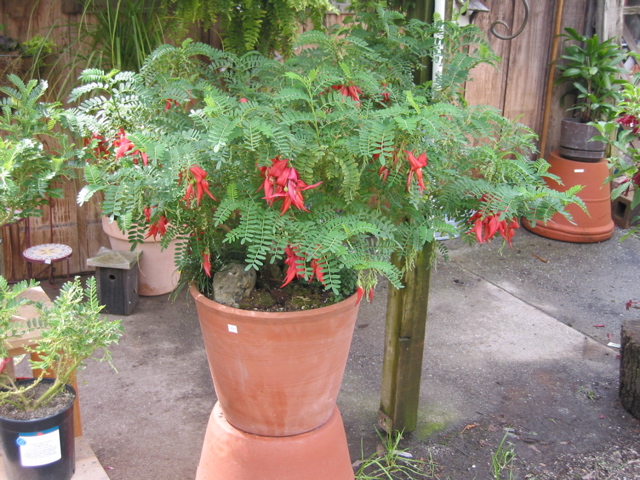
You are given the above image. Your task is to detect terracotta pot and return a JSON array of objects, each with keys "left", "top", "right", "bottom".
[
  {"left": 190, "top": 285, "right": 360, "bottom": 437},
  {"left": 523, "top": 151, "right": 614, "bottom": 243},
  {"left": 101, "top": 217, "right": 180, "bottom": 296}
]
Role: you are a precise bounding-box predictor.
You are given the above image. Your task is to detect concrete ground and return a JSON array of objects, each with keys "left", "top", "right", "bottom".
[{"left": 34, "top": 226, "right": 640, "bottom": 478}]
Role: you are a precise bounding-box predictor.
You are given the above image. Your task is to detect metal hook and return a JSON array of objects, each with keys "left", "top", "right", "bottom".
[{"left": 490, "top": 0, "right": 530, "bottom": 40}]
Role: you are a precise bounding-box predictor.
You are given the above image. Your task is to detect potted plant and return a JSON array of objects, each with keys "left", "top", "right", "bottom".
[
  {"left": 0, "top": 31, "right": 57, "bottom": 86},
  {"left": 594, "top": 80, "right": 640, "bottom": 234},
  {"left": 0, "top": 75, "right": 74, "bottom": 229},
  {"left": 0, "top": 276, "right": 122, "bottom": 480},
  {"left": 555, "top": 27, "right": 629, "bottom": 162},
  {"left": 67, "top": 9, "right": 580, "bottom": 478}
]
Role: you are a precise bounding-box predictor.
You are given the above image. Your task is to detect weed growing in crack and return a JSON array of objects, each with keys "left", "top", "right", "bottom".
[
  {"left": 577, "top": 386, "right": 598, "bottom": 401},
  {"left": 491, "top": 432, "right": 516, "bottom": 480},
  {"left": 354, "top": 429, "right": 439, "bottom": 479}
]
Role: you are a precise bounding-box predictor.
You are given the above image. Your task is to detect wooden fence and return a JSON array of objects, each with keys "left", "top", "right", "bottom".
[{"left": 0, "top": 0, "right": 627, "bottom": 282}]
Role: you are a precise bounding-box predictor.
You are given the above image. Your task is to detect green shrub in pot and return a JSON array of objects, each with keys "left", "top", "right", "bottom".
[
  {"left": 0, "top": 276, "right": 122, "bottom": 415},
  {"left": 68, "top": 9, "right": 582, "bottom": 306}
]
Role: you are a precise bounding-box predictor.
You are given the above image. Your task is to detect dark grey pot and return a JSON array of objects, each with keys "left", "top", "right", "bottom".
[{"left": 559, "top": 118, "right": 605, "bottom": 162}]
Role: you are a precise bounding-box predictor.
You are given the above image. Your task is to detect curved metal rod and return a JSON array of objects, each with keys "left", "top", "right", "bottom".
[{"left": 490, "top": 0, "right": 530, "bottom": 40}]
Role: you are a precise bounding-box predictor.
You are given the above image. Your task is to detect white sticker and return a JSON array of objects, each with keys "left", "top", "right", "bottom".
[
  {"left": 17, "top": 427, "right": 62, "bottom": 467},
  {"left": 228, "top": 324, "right": 238, "bottom": 333},
  {"left": 574, "top": 169, "right": 585, "bottom": 173}
]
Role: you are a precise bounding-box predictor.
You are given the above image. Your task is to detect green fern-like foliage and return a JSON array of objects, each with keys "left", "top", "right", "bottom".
[
  {"left": 0, "top": 76, "right": 76, "bottom": 227},
  {"left": 160, "top": 0, "right": 334, "bottom": 57},
  {"left": 68, "top": 9, "right": 582, "bottom": 301}
]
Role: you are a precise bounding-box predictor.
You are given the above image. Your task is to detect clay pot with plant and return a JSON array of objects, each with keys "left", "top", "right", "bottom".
[
  {"left": 555, "top": 27, "right": 629, "bottom": 162},
  {"left": 0, "top": 32, "right": 56, "bottom": 85},
  {"left": 67, "top": 9, "right": 581, "bottom": 479},
  {"left": 0, "top": 276, "right": 122, "bottom": 480}
]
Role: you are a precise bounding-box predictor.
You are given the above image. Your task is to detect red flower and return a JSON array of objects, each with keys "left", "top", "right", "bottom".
[
  {"left": 115, "top": 129, "right": 135, "bottom": 160},
  {"left": 183, "top": 165, "right": 216, "bottom": 207},
  {"left": 282, "top": 245, "right": 305, "bottom": 287},
  {"left": 258, "top": 157, "right": 321, "bottom": 214},
  {"left": 144, "top": 206, "right": 154, "bottom": 223},
  {"left": 618, "top": 114, "right": 640, "bottom": 134},
  {"left": 85, "top": 133, "right": 110, "bottom": 161},
  {"left": 310, "top": 258, "right": 325, "bottom": 285},
  {"left": 146, "top": 215, "right": 168, "bottom": 240},
  {"left": 113, "top": 128, "right": 149, "bottom": 166},
  {"left": 165, "top": 99, "right": 180, "bottom": 110},
  {"left": 239, "top": 97, "right": 248, "bottom": 103},
  {"left": 405, "top": 150, "right": 428, "bottom": 192},
  {"left": 202, "top": 250, "right": 212, "bottom": 277},
  {"left": 468, "top": 210, "right": 519, "bottom": 247},
  {"left": 381, "top": 83, "right": 391, "bottom": 104},
  {"left": 632, "top": 169, "right": 640, "bottom": 187},
  {"left": 330, "top": 84, "right": 362, "bottom": 105},
  {"left": 355, "top": 286, "right": 374, "bottom": 304}
]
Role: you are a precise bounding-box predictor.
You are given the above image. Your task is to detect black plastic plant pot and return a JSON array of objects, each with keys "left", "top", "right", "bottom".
[{"left": 0, "top": 379, "right": 76, "bottom": 480}]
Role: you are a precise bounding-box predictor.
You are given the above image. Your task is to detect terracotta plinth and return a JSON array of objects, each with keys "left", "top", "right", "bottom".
[
  {"left": 524, "top": 151, "right": 614, "bottom": 243},
  {"left": 196, "top": 402, "right": 355, "bottom": 480}
]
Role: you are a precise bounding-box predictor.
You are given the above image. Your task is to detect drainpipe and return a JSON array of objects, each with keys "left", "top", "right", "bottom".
[{"left": 539, "top": 0, "right": 565, "bottom": 159}]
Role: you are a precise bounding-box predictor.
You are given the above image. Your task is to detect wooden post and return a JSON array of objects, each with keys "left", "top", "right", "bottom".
[
  {"left": 378, "top": 241, "right": 434, "bottom": 434},
  {"left": 407, "top": 0, "right": 435, "bottom": 86},
  {"left": 620, "top": 319, "right": 640, "bottom": 419}
]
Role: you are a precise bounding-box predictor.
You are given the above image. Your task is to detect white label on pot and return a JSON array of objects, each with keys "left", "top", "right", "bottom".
[
  {"left": 17, "top": 427, "right": 62, "bottom": 467},
  {"left": 228, "top": 324, "right": 238, "bottom": 333},
  {"left": 574, "top": 169, "right": 585, "bottom": 173}
]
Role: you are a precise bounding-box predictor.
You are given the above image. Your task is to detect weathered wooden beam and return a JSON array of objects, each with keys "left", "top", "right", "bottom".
[
  {"left": 378, "top": 241, "right": 434, "bottom": 434},
  {"left": 620, "top": 319, "right": 640, "bottom": 419}
]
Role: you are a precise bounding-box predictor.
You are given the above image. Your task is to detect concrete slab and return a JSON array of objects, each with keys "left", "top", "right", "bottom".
[{"left": 3, "top": 225, "right": 638, "bottom": 479}]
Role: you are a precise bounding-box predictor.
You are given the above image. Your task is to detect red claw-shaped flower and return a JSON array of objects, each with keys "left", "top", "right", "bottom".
[
  {"left": 310, "top": 258, "right": 325, "bottom": 285},
  {"left": 468, "top": 202, "right": 520, "bottom": 247},
  {"left": 146, "top": 215, "right": 168, "bottom": 240},
  {"left": 258, "top": 157, "right": 321, "bottom": 214},
  {"left": 405, "top": 150, "right": 428, "bottom": 192},
  {"left": 114, "top": 128, "right": 149, "bottom": 166},
  {"left": 330, "top": 84, "right": 362, "bottom": 106},
  {"left": 202, "top": 250, "right": 212, "bottom": 277},
  {"left": 183, "top": 165, "right": 216, "bottom": 207},
  {"left": 355, "top": 286, "right": 374, "bottom": 304},
  {"left": 282, "top": 245, "right": 305, "bottom": 288}
]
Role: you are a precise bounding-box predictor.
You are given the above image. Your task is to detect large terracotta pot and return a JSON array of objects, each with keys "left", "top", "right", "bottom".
[
  {"left": 190, "top": 285, "right": 360, "bottom": 437},
  {"left": 101, "top": 217, "right": 180, "bottom": 296},
  {"left": 523, "top": 151, "right": 614, "bottom": 243}
]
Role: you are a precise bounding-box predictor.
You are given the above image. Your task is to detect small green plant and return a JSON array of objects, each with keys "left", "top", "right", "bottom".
[
  {"left": 0, "top": 276, "right": 123, "bottom": 414},
  {"left": 491, "top": 432, "right": 516, "bottom": 480},
  {"left": 577, "top": 386, "right": 597, "bottom": 400},
  {"left": 355, "top": 429, "right": 438, "bottom": 479}
]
